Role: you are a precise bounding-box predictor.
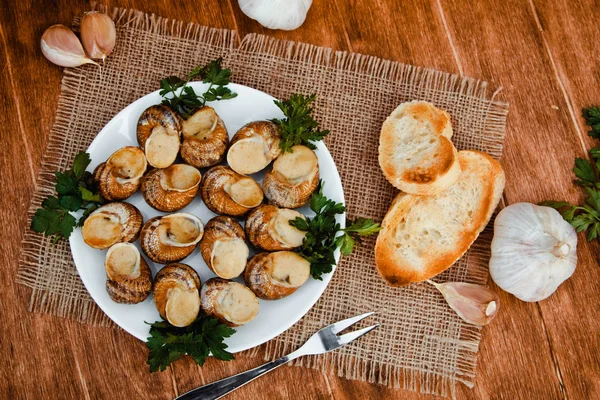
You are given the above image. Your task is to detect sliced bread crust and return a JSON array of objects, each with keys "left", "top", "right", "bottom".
[
  {"left": 375, "top": 150, "right": 505, "bottom": 286},
  {"left": 378, "top": 101, "right": 461, "bottom": 195}
]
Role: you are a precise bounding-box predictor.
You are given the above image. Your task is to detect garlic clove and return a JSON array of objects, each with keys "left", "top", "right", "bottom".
[
  {"left": 238, "top": 0, "right": 313, "bottom": 31},
  {"left": 427, "top": 280, "right": 500, "bottom": 326},
  {"left": 80, "top": 11, "right": 116, "bottom": 61},
  {"left": 40, "top": 24, "right": 98, "bottom": 68},
  {"left": 489, "top": 203, "right": 578, "bottom": 302}
]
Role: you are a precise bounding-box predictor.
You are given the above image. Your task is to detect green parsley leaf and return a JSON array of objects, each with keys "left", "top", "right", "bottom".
[
  {"left": 73, "top": 152, "right": 91, "bottom": 179},
  {"left": 271, "top": 93, "right": 330, "bottom": 153},
  {"left": 583, "top": 106, "right": 600, "bottom": 139},
  {"left": 159, "top": 58, "right": 237, "bottom": 119},
  {"left": 573, "top": 157, "right": 597, "bottom": 187},
  {"left": 291, "top": 181, "right": 381, "bottom": 279},
  {"left": 59, "top": 195, "right": 83, "bottom": 212},
  {"left": 31, "top": 152, "right": 104, "bottom": 242},
  {"left": 146, "top": 314, "right": 235, "bottom": 373}
]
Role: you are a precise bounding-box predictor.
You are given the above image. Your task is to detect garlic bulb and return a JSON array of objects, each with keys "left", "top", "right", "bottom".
[
  {"left": 238, "top": 0, "right": 312, "bottom": 30},
  {"left": 80, "top": 11, "right": 116, "bottom": 61},
  {"left": 427, "top": 280, "right": 499, "bottom": 326},
  {"left": 490, "top": 202, "right": 577, "bottom": 302},
  {"left": 40, "top": 25, "right": 97, "bottom": 67}
]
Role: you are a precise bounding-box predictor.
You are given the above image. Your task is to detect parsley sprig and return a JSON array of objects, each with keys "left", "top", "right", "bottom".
[
  {"left": 583, "top": 106, "right": 600, "bottom": 139},
  {"left": 146, "top": 315, "right": 235, "bottom": 373},
  {"left": 159, "top": 58, "right": 237, "bottom": 119},
  {"left": 542, "top": 148, "right": 600, "bottom": 241},
  {"left": 271, "top": 93, "right": 330, "bottom": 153},
  {"left": 542, "top": 107, "right": 600, "bottom": 241},
  {"left": 290, "top": 182, "right": 381, "bottom": 279},
  {"left": 31, "top": 152, "right": 103, "bottom": 242}
]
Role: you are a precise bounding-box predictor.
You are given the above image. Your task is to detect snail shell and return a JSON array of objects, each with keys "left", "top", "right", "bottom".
[
  {"left": 137, "top": 105, "right": 181, "bottom": 169},
  {"left": 227, "top": 121, "right": 281, "bottom": 175},
  {"left": 104, "top": 243, "right": 152, "bottom": 304},
  {"left": 153, "top": 263, "right": 201, "bottom": 327},
  {"left": 245, "top": 205, "right": 306, "bottom": 251},
  {"left": 140, "top": 213, "right": 204, "bottom": 264},
  {"left": 201, "top": 278, "right": 259, "bottom": 327},
  {"left": 180, "top": 106, "right": 229, "bottom": 168},
  {"left": 93, "top": 146, "right": 147, "bottom": 201},
  {"left": 263, "top": 145, "right": 319, "bottom": 209},
  {"left": 81, "top": 202, "right": 143, "bottom": 249},
  {"left": 141, "top": 164, "right": 201, "bottom": 212},
  {"left": 201, "top": 166, "right": 264, "bottom": 216},
  {"left": 244, "top": 251, "right": 310, "bottom": 300},
  {"left": 200, "top": 216, "right": 249, "bottom": 279}
]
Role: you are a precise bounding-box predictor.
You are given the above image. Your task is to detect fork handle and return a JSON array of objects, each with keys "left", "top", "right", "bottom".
[{"left": 176, "top": 352, "right": 300, "bottom": 400}]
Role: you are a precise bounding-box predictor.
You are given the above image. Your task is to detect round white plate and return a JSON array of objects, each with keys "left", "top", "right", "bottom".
[{"left": 69, "top": 82, "right": 345, "bottom": 353}]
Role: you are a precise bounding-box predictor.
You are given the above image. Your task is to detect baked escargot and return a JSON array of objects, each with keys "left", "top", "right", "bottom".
[
  {"left": 180, "top": 106, "right": 229, "bottom": 168},
  {"left": 81, "top": 202, "right": 143, "bottom": 249},
  {"left": 201, "top": 166, "right": 263, "bottom": 216},
  {"left": 226, "top": 121, "right": 281, "bottom": 175},
  {"left": 263, "top": 145, "right": 319, "bottom": 209},
  {"left": 199, "top": 216, "right": 249, "bottom": 279},
  {"left": 201, "top": 278, "right": 259, "bottom": 327},
  {"left": 104, "top": 243, "right": 152, "bottom": 304},
  {"left": 141, "top": 164, "right": 201, "bottom": 212},
  {"left": 244, "top": 251, "right": 310, "bottom": 300},
  {"left": 245, "top": 205, "right": 306, "bottom": 251},
  {"left": 137, "top": 105, "right": 181, "bottom": 168},
  {"left": 93, "top": 146, "right": 147, "bottom": 201},
  {"left": 140, "top": 213, "right": 204, "bottom": 264},
  {"left": 153, "top": 263, "right": 201, "bottom": 327}
]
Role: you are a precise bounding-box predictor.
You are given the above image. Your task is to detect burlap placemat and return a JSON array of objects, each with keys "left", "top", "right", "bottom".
[{"left": 17, "top": 7, "right": 508, "bottom": 398}]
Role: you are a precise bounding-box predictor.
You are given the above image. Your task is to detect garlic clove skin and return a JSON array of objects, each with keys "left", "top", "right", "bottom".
[
  {"left": 427, "top": 280, "right": 500, "bottom": 326},
  {"left": 80, "top": 11, "right": 116, "bottom": 61},
  {"left": 238, "top": 0, "right": 313, "bottom": 31},
  {"left": 490, "top": 203, "right": 577, "bottom": 302},
  {"left": 40, "top": 24, "right": 98, "bottom": 68}
]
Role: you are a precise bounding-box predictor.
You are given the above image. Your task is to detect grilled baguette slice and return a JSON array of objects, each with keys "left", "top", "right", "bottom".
[
  {"left": 378, "top": 101, "right": 461, "bottom": 195},
  {"left": 375, "top": 150, "right": 505, "bottom": 286}
]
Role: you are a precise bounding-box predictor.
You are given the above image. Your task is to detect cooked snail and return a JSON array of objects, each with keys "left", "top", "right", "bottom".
[
  {"left": 141, "top": 164, "right": 201, "bottom": 212},
  {"left": 81, "top": 202, "right": 143, "bottom": 249},
  {"left": 201, "top": 166, "right": 263, "bottom": 216},
  {"left": 263, "top": 145, "right": 319, "bottom": 208},
  {"left": 244, "top": 251, "right": 310, "bottom": 300},
  {"left": 153, "top": 263, "right": 201, "bottom": 327},
  {"left": 104, "top": 243, "right": 152, "bottom": 304},
  {"left": 180, "top": 106, "right": 229, "bottom": 168},
  {"left": 140, "top": 213, "right": 204, "bottom": 264},
  {"left": 245, "top": 205, "right": 306, "bottom": 251},
  {"left": 227, "top": 121, "right": 281, "bottom": 175},
  {"left": 201, "top": 278, "right": 259, "bottom": 326},
  {"left": 199, "top": 216, "right": 249, "bottom": 279},
  {"left": 93, "top": 146, "right": 147, "bottom": 201},
  {"left": 137, "top": 105, "right": 181, "bottom": 168}
]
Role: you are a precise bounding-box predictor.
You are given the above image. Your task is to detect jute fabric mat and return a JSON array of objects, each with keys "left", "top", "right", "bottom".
[{"left": 17, "top": 7, "right": 508, "bottom": 398}]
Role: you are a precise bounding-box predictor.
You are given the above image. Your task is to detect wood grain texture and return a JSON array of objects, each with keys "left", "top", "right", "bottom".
[{"left": 1, "top": 0, "right": 599, "bottom": 399}]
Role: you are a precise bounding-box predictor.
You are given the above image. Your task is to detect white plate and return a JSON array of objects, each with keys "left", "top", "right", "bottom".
[{"left": 69, "top": 82, "right": 345, "bottom": 353}]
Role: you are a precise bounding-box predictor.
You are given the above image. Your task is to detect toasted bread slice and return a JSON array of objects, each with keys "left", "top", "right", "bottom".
[
  {"left": 378, "top": 101, "right": 461, "bottom": 195},
  {"left": 375, "top": 150, "right": 505, "bottom": 286}
]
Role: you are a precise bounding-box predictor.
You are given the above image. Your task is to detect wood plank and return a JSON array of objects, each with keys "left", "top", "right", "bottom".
[
  {"left": 2, "top": 0, "right": 593, "bottom": 398},
  {"left": 521, "top": 0, "right": 600, "bottom": 397},
  {"left": 439, "top": 0, "right": 595, "bottom": 398}
]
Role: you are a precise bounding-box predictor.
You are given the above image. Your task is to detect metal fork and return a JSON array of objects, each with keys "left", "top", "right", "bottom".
[{"left": 176, "top": 312, "right": 379, "bottom": 400}]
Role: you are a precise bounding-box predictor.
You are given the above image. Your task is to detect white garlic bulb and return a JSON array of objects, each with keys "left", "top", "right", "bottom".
[
  {"left": 238, "top": 0, "right": 312, "bottom": 30},
  {"left": 490, "top": 202, "right": 577, "bottom": 302}
]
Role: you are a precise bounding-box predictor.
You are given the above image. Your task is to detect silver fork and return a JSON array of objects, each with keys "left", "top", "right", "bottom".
[{"left": 176, "top": 312, "right": 379, "bottom": 400}]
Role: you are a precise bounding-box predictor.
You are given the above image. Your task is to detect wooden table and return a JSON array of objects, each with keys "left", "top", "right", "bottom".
[{"left": 1, "top": 0, "right": 599, "bottom": 398}]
